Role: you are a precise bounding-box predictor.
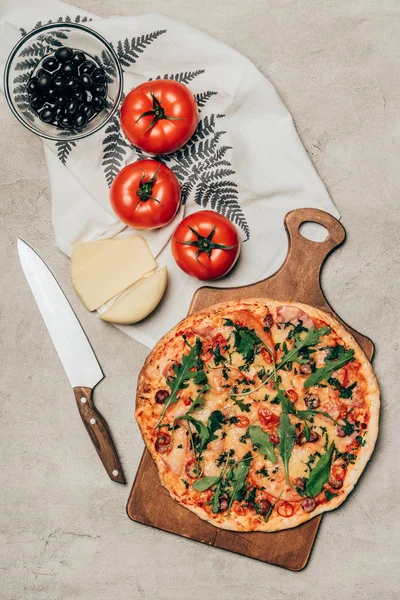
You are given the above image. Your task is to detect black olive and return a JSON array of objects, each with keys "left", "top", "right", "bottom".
[
  {"left": 29, "top": 94, "right": 46, "bottom": 110},
  {"left": 93, "top": 84, "right": 106, "bottom": 97},
  {"left": 53, "top": 76, "right": 66, "bottom": 92},
  {"left": 65, "top": 76, "right": 78, "bottom": 91},
  {"left": 45, "top": 87, "right": 57, "bottom": 102},
  {"left": 92, "top": 95, "right": 105, "bottom": 111},
  {"left": 40, "top": 107, "right": 55, "bottom": 123},
  {"left": 79, "top": 60, "right": 96, "bottom": 75},
  {"left": 74, "top": 111, "right": 88, "bottom": 129},
  {"left": 56, "top": 106, "right": 66, "bottom": 118},
  {"left": 60, "top": 62, "right": 76, "bottom": 77},
  {"left": 27, "top": 77, "right": 38, "bottom": 94},
  {"left": 82, "top": 90, "right": 93, "bottom": 104},
  {"left": 71, "top": 89, "right": 83, "bottom": 102},
  {"left": 91, "top": 68, "right": 106, "bottom": 84},
  {"left": 66, "top": 100, "right": 78, "bottom": 115},
  {"left": 72, "top": 51, "right": 86, "bottom": 65},
  {"left": 36, "top": 68, "right": 47, "bottom": 79},
  {"left": 55, "top": 47, "right": 72, "bottom": 63},
  {"left": 55, "top": 94, "right": 68, "bottom": 106},
  {"left": 81, "top": 103, "right": 94, "bottom": 119},
  {"left": 80, "top": 74, "right": 93, "bottom": 90},
  {"left": 42, "top": 56, "right": 59, "bottom": 72},
  {"left": 37, "top": 74, "right": 52, "bottom": 91},
  {"left": 58, "top": 113, "right": 75, "bottom": 129}
]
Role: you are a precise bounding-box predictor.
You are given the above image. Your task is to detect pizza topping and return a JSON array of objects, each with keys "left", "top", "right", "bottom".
[
  {"left": 218, "top": 496, "right": 229, "bottom": 512},
  {"left": 248, "top": 425, "right": 277, "bottom": 463},
  {"left": 304, "top": 394, "right": 320, "bottom": 409},
  {"left": 227, "top": 452, "right": 253, "bottom": 514},
  {"left": 336, "top": 427, "right": 347, "bottom": 437},
  {"left": 301, "top": 497, "right": 317, "bottom": 513},
  {"left": 224, "top": 315, "right": 274, "bottom": 366},
  {"left": 234, "top": 416, "right": 250, "bottom": 428},
  {"left": 258, "top": 408, "right": 279, "bottom": 427},
  {"left": 155, "top": 389, "right": 170, "bottom": 404},
  {"left": 331, "top": 463, "right": 346, "bottom": 481},
  {"left": 278, "top": 412, "right": 296, "bottom": 483},
  {"left": 285, "top": 388, "right": 298, "bottom": 402},
  {"left": 257, "top": 498, "right": 272, "bottom": 517},
  {"left": 305, "top": 442, "right": 335, "bottom": 497},
  {"left": 295, "top": 477, "right": 306, "bottom": 491},
  {"left": 155, "top": 338, "right": 206, "bottom": 427},
  {"left": 328, "top": 476, "right": 343, "bottom": 490},
  {"left": 260, "top": 346, "right": 273, "bottom": 364},
  {"left": 328, "top": 376, "right": 357, "bottom": 399},
  {"left": 155, "top": 432, "right": 171, "bottom": 454},
  {"left": 276, "top": 305, "right": 315, "bottom": 330},
  {"left": 137, "top": 299, "right": 377, "bottom": 531},
  {"left": 269, "top": 433, "right": 280, "bottom": 445},
  {"left": 304, "top": 348, "right": 355, "bottom": 388},
  {"left": 173, "top": 410, "right": 224, "bottom": 472},
  {"left": 296, "top": 430, "right": 320, "bottom": 446},
  {"left": 263, "top": 312, "right": 274, "bottom": 330},
  {"left": 276, "top": 501, "right": 294, "bottom": 517},
  {"left": 192, "top": 324, "right": 226, "bottom": 342},
  {"left": 185, "top": 458, "right": 199, "bottom": 479}
]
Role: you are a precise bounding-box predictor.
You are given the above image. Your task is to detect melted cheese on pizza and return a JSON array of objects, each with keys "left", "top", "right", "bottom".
[{"left": 135, "top": 299, "right": 379, "bottom": 532}]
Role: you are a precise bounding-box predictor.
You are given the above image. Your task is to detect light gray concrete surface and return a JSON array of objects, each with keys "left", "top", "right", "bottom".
[{"left": 1, "top": 1, "right": 399, "bottom": 598}]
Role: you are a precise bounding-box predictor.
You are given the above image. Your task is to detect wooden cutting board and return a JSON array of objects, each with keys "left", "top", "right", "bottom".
[{"left": 126, "top": 208, "right": 374, "bottom": 570}]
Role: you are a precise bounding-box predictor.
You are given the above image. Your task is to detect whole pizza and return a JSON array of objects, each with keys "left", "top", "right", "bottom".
[{"left": 135, "top": 299, "right": 379, "bottom": 532}]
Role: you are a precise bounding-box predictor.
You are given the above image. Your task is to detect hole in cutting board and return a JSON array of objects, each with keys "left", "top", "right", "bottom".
[{"left": 299, "top": 222, "right": 329, "bottom": 242}]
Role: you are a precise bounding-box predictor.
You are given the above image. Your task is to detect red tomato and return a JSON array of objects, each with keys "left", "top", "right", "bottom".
[
  {"left": 285, "top": 389, "right": 298, "bottom": 402},
  {"left": 234, "top": 416, "right": 250, "bottom": 428},
  {"left": 110, "top": 159, "right": 181, "bottom": 230},
  {"left": 181, "top": 394, "right": 191, "bottom": 406},
  {"left": 332, "top": 463, "right": 346, "bottom": 481},
  {"left": 260, "top": 347, "right": 273, "bottom": 364},
  {"left": 120, "top": 80, "right": 198, "bottom": 154},
  {"left": 200, "top": 345, "right": 213, "bottom": 362},
  {"left": 172, "top": 210, "right": 240, "bottom": 280},
  {"left": 276, "top": 501, "right": 294, "bottom": 518},
  {"left": 258, "top": 408, "right": 280, "bottom": 427}
]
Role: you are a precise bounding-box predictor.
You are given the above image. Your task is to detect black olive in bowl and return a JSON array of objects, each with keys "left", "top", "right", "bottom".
[{"left": 55, "top": 47, "right": 73, "bottom": 63}]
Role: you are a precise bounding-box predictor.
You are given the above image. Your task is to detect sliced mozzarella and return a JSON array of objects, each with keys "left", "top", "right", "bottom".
[
  {"left": 71, "top": 236, "right": 156, "bottom": 311},
  {"left": 100, "top": 267, "right": 167, "bottom": 325}
]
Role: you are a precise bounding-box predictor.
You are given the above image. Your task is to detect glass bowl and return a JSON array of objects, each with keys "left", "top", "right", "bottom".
[{"left": 4, "top": 22, "right": 123, "bottom": 142}]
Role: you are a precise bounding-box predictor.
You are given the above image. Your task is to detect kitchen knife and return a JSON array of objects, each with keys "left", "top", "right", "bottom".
[{"left": 17, "top": 238, "right": 125, "bottom": 484}]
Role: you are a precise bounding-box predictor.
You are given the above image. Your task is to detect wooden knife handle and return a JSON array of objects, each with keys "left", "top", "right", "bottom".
[{"left": 73, "top": 386, "right": 125, "bottom": 484}]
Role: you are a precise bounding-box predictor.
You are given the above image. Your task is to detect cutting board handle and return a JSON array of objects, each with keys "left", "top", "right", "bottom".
[
  {"left": 284, "top": 208, "right": 345, "bottom": 268},
  {"left": 274, "top": 208, "right": 346, "bottom": 302}
]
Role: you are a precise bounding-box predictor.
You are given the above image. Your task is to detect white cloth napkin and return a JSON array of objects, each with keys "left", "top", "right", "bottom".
[{"left": 0, "top": 0, "right": 340, "bottom": 349}]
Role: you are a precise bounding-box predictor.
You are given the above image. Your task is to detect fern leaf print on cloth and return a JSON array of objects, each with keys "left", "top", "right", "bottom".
[
  {"left": 56, "top": 139, "right": 76, "bottom": 165},
  {"left": 158, "top": 110, "right": 250, "bottom": 240},
  {"left": 102, "top": 110, "right": 130, "bottom": 187}
]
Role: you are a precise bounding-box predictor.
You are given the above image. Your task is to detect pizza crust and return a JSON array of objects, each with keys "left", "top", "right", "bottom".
[{"left": 135, "top": 298, "right": 380, "bottom": 532}]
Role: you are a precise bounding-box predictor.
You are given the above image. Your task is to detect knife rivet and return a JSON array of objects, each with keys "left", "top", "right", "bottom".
[
  {"left": 80, "top": 397, "right": 87, "bottom": 404},
  {"left": 90, "top": 418, "right": 96, "bottom": 425},
  {"left": 112, "top": 470, "right": 119, "bottom": 476}
]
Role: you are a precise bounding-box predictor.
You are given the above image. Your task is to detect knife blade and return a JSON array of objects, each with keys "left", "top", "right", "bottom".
[{"left": 17, "top": 238, "right": 125, "bottom": 484}]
